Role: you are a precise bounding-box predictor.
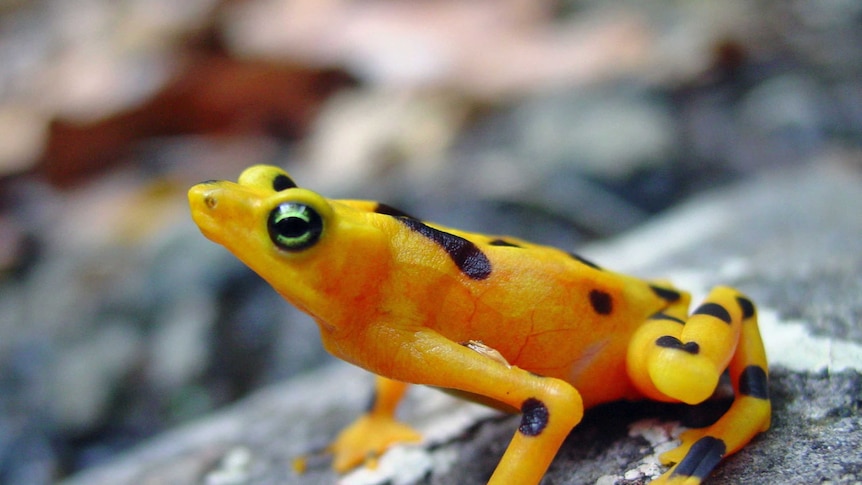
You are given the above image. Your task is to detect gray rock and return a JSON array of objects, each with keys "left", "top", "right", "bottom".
[
  {"left": 62, "top": 159, "right": 862, "bottom": 485},
  {"left": 146, "top": 291, "right": 216, "bottom": 392},
  {"left": 48, "top": 319, "right": 142, "bottom": 431},
  {"left": 514, "top": 85, "right": 677, "bottom": 178}
]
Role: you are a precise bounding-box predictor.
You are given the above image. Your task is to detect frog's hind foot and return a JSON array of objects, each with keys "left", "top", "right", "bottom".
[
  {"left": 651, "top": 434, "right": 725, "bottom": 485},
  {"left": 628, "top": 286, "right": 771, "bottom": 484}
]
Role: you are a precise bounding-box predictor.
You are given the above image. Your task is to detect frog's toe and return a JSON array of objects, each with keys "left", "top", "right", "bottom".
[
  {"left": 327, "top": 414, "right": 422, "bottom": 472},
  {"left": 658, "top": 428, "right": 704, "bottom": 465}
]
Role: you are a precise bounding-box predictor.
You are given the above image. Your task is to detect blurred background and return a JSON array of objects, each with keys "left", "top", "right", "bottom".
[{"left": 0, "top": 0, "right": 860, "bottom": 483}]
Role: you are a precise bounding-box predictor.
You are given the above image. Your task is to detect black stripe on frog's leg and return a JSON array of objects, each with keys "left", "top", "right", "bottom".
[
  {"left": 738, "top": 365, "right": 769, "bottom": 400},
  {"left": 374, "top": 203, "right": 418, "bottom": 220},
  {"left": 650, "top": 285, "right": 682, "bottom": 303},
  {"left": 272, "top": 173, "right": 297, "bottom": 191},
  {"left": 737, "top": 296, "right": 756, "bottom": 320},
  {"left": 649, "top": 312, "right": 685, "bottom": 325},
  {"left": 397, "top": 218, "right": 492, "bottom": 280},
  {"left": 693, "top": 302, "right": 732, "bottom": 324},
  {"left": 670, "top": 436, "right": 726, "bottom": 481},
  {"left": 518, "top": 398, "right": 549, "bottom": 436},
  {"left": 655, "top": 335, "right": 700, "bottom": 354}
]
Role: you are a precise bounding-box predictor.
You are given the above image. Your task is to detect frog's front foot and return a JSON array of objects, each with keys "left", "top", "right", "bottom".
[{"left": 325, "top": 413, "right": 422, "bottom": 472}]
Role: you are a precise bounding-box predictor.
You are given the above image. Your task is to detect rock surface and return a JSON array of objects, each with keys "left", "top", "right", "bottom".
[{"left": 62, "top": 159, "right": 862, "bottom": 485}]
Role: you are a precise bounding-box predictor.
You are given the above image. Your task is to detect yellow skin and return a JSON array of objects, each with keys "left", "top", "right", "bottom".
[{"left": 189, "top": 165, "right": 771, "bottom": 485}]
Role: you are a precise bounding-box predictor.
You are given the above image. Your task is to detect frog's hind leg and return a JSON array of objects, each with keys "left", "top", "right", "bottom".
[{"left": 628, "top": 286, "right": 771, "bottom": 484}]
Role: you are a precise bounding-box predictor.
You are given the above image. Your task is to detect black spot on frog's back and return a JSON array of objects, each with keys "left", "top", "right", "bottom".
[
  {"left": 374, "top": 203, "right": 418, "bottom": 220},
  {"left": 588, "top": 289, "right": 613, "bottom": 315},
  {"left": 397, "top": 218, "right": 492, "bottom": 280},
  {"left": 272, "top": 173, "right": 297, "bottom": 191},
  {"left": 488, "top": 239, "right": 522, "bottom": 248}
]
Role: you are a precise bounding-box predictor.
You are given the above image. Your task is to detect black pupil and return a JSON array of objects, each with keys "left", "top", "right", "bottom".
[{"left": 277, "top": 216, "right": 309, "bottom": 237}]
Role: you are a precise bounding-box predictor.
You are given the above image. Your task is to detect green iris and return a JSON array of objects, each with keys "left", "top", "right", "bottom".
[{"left": 267, "top": 203, "right": 323, "bottom": 251}]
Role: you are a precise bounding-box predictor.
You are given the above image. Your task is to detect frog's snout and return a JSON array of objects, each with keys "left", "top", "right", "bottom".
[
  {"left": 188, "top": 183, "right": 227, "bottom": 237},
  {"left": 188, "top": 181, "right": 262, "bottom": 244},
  {"left": 188, "top": 183, "right": 218, "bottom": 212}
]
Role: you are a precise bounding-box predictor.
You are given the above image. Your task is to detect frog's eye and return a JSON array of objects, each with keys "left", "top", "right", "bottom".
[{"left": 267, "top": 203, "right": 323, "bottom": 251}]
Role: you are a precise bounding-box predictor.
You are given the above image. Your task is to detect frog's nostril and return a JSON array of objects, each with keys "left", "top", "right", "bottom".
[{"left": 204, "top": 195, "right": 218, "bottom": 209}]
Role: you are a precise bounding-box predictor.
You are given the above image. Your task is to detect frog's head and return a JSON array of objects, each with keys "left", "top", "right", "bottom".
[{"left": 188, "top": 165, "right": 391, "bottom": 331}]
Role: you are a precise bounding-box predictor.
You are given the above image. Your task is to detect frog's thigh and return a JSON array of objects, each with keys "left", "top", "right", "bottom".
[
  {"left": 328, "top": 375, "right": 420, "bottom": 472},
  {"left": 631, "top": 286, "right": 747, "bottom": 405},
  {"left": 388, "top": 329, "right": 584, "bottom": 485},
  {"left": 629, "top": 287, "right": 770, "bottom": 485}
]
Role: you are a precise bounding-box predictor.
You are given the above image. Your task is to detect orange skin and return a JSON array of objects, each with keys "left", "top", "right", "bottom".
[{"left": 189, "top": 165, "right": 770, "bottom": 485}]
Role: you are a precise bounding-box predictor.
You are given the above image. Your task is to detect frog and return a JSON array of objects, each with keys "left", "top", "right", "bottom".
[{"left": 188, "top": 165, "right": 771, "bottom": 485}]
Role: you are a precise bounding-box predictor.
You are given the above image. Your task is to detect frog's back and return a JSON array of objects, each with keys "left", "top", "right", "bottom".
[{"left": 340, "top": 201, "right": 678, "bottom": 404}]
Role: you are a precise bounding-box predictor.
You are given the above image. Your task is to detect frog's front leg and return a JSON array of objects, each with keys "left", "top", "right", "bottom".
[
  {"left": 363, "top": 326, "right": 583, "bottom": 485},
  {"left": 327, "top": 375, "right": 421, "bottom": 471},
  {"left": 628, "top": 286, "right": 771, "bottom": 484}
]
